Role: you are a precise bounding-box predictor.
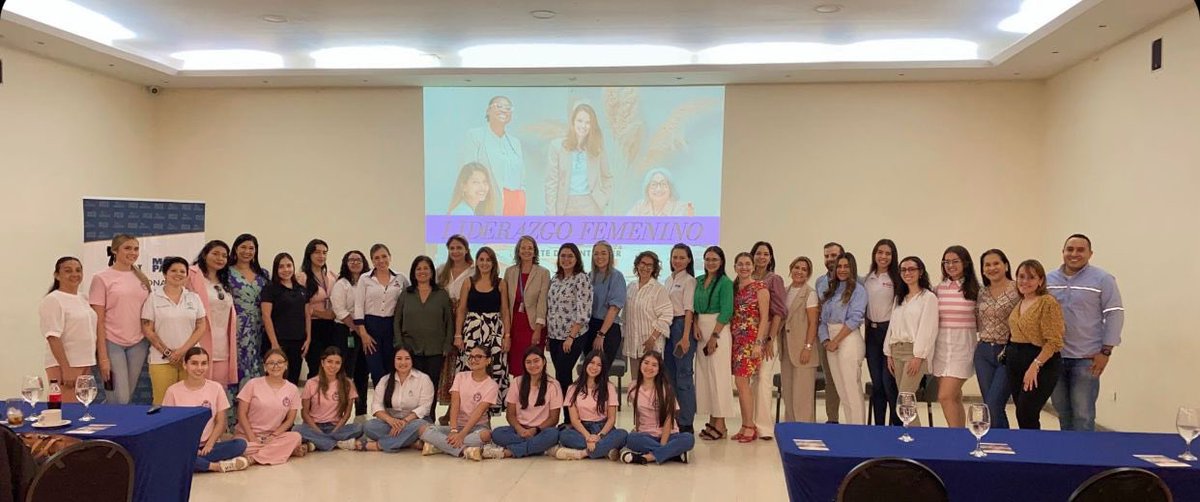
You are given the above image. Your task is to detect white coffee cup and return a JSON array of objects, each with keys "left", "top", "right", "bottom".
[{"left": 40, "top": 409, "right": 63, "bottom": 424}]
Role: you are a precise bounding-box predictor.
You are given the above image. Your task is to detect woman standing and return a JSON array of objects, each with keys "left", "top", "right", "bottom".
[
  {"left": 395, "top": 255, "right": 454, "bottom": 422},
  {"left": 456, "top": 247, "right": 511, "bottom": 405},
  {"left": 261, "top": 253, "right": 311, "bottom": 385},
  {"left": 623, "top": 351, "right": 695, "bottom": 465},
  {"left": 545, "top": 103, "right": 614, "bottom": 216},
  {"left": 228, "top": 234, "right": 270, "bottom": 382},
  {"left": 235, "top": 349, "right": 305, "bottom": 466},
  {"left": 623, "top": 251, "right": 673, "bottom": 380},
  {"left": 976, "top": 249, "right": 1019, "bottom": 430},
  {"left": 141, "top": 257, "right": 208, "bottom": 404},
  {"left": 582, "top": 241, "right": 626, "bottom": 365},
  {"left": 435, "top": 235, "right": 474, "bottom": 424},
  {"left": 779, "top": 257, "right": 819, "bottom": 422},
  {"left": 1006, "top": 260, "right": 1065, "bottom": 430},
  {"left": 555, "top": 350, "right": 629, "bottom": 460},
  {"left": 354, "top": 244, "right": 409, "bottom": 388},
  {"left": 863, "top": 239, "right": 901, "bottom": 426},
  {"left": 664, "top": 244, "right": 697, "bottom": 432},
  {"left": 331, "top": 250, "right": 369, "bottom": 417},
  {"left": 694, "top": 246, "right": 736, "bottom": 441},
  {"left": 934, "top": 245, "right": 981, "bottom": 428},
  {"left": 188, "top": 241, "right": 239, "bottom": 387},
  {"left": 163, "top": 347, "right": 249, "bottom": 473},
  {"left": 41, "top": 257, "right": 98, "bottom": 402},
  {"left": 89, "top": 234, "right": 151, "bottom": 404},
  {"left": 883, "top": 257, "right": 939, "bottom": 426},
  {"left": 749, "top": 241, "right": 786, "bottom": 439},
  {"left": 818, "top": 253, "right": 868, "bottom": 425},
  {"left": 420, "top": 346, "right": 499, "bottom": 458},
  {"left": 546, "top": 243, "right": 592, "bottom": 401},
  {"left": 295, "top": 347, "right": 362, "bottom": 451},
  {"left": 300, "top": 239, "right": 340, "bottom": 380},
  {"left": 470, "top": 348, "right": 563, "bottom": 460},
  {"left": 730, "top": 253, "right": 770, "bottom": 442},
  {"left": 343, "top": 346, "right": 434, "bottom": 452},
  {"left": 503, "top": 236, "right": 549, "bottom": 377}
]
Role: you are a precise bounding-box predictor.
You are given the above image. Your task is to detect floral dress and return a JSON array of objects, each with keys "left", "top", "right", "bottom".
[
  {"left": 731, "top": 280, "right": 766, "bottom": 378},
  {"left": 229, "top": 267, "right": 269, "bottom": 382}
]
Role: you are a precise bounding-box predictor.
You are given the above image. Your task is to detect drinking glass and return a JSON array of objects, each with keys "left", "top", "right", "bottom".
[
  {"left": 968, "top": 403, "right": 991, "bottom": 458},
  {"left": 76, "top": 375, "right": 98, "bottom": 422},
  {"left": 5, "top": 398, "right": 23, "bottom": 426},
  {"left": 897, "top": 392, "right": 917, "bottom": 442},
  {"left": 1177, "top": 407, "right": 1199, "bottom": 462},
  {"left": 21, "top": 375, "right": 43, "bottom": 422}
]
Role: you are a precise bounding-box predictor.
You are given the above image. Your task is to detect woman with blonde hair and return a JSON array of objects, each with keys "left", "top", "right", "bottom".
[
  {"left": 90, "top": 233, "right": 152, "bottom": 404},
  {"left": 545, "top": 103, "right": 613, "bottom": 216},
  {"left": 448, "top": 162, "right": 498, "bottom": 216},
  {"left": 582, "top": 241, "right": 626, "bottom": 365}
]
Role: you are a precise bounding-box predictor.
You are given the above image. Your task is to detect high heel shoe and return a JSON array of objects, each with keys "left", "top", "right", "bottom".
[{"left": 736, "top": 426, "right": 758, "bottom": 443}]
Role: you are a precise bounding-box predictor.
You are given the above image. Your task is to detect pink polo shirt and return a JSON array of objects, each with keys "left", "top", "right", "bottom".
[
  {"left": 450, "top": 371, "right": 498, "bottom": 429},
  {"left": 565, "top": 382, "right": 618, "bottom": 422},
  {"left": 237, "top": 377, "right": 301, "bottom": 436},
  {"left": 936, "top": 279, "right": 978, "bottom": 330},
  {"left": 302, "top": 377, "right": 357, "bottom": 424},
  {"left": 163, "top": 379, "right": 229, "bottom": 444},
  {"left": 632, "top": 385, "right": 679, "bottom": 436},
  {"left": 89, "top": 268, "right": 150, "bottom": 347},
  {"left": 505, "top": 376, "right": 563, "bottom": 427}
]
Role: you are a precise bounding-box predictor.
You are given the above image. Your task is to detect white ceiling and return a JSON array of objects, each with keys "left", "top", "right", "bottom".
[{"left": 0, "top": 0, "right": 1193, "bottom": 87}]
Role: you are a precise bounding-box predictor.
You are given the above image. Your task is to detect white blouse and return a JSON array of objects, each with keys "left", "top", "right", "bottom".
[
  {"left": 354, "top": 270, "right": 410, "bottom": 320},
  {"left": 371, "top": 370, "right": 435, "bottom": 418},
  {"left": 883, "top": 289, "right": 939, "bottom": 360},
  {"left": 40, "top": 290, "right": 98, "bottom": 369},
  {"left": 331, "top": 277, "right": 360, "bottom": 325},
  {"left": 665, "top": 270, "right": 696, "bottom": 317},
  {"left": 622, "top": 279, "right": 674, "bottom": 359},
  {"left": 141, "top": 288, "right": 206, "bottom": 364}
]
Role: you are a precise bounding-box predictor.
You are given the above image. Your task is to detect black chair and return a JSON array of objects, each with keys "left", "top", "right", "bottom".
[
  {"left": 914, "top": 375, "right": 938, "bottom": 426},
  {"left": 26, "top": 440, "right": 134, "bottom": 502},
  {"left": 774, "top": 367, "right": 828, "bottom": 422},
  {"left": 836, "top": 457, "right": 948, "bottom": 502},
  {"left": 576, "top": 358, "right": 627, "bottom": 410},
  {"left": 1, "top": 425, "right": 37, "bottom": 502},
  {"left": 1069, "top": 468, "right": 1173, "bottom": 502}
]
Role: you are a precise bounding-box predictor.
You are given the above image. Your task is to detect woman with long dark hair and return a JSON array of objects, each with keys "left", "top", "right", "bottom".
[
  {"left": 883, "top": 257, "right": 939, "bottom": 426},
  {"left": 228, "top": 233, "right": 270, "bottom": 381},
  {"left": 395, "top": 255, "right": 454, "bottom": 422},
  {"left": 41, "top": 257, "right": 97, "bottom": 402},
  {"left": 295, "top": 347, "right": 362, "bottom": 451},
  {"left": 469, "top": 347, "right": 562, "bottom": 460},
  {"left": 188, "top": 240, "right": 239, "bottom": 386},
  {"left": 331, "top": 250, "right": 369, "bottom": 416},
  {"left": 818, "top": 253, "right": 868, "bottom": 425},
  {"left": 730, "top": 252, "right": 770, "bottom": 442},
  {"left": 235, "top": 349, "right": 305, "bottom": 466},
  {"left": 456, "top": 247, "right": 511, "bottom": 407},
  {"left": 976, "top": 249, "right": 1019, "bottom": 429},
  {"left": 299, "top": 239, "right": 340, "bottom": 380},
  {"left": 749, "top": 241, "right": 786, "bottom": 439},
  {"left": 163, "top": 347, "right": 249, "bottom": 473},
  {"left": 546, "top": 243, "right": 592, "bottom": 405},
  {"left": 863, "top": 238, "right": 901, "bottom": 426},
  {"left": 419, "top": 346, "right": 498, "bottom": 457},
  {"left": 1006, "top": 260, "right": 1065, "bottom": 430},
  {"left": 261, "top": 253, "right": 310, "bottom": 385},
  {"left": 663, "top": 244, "right": 697, "bottom": 432},
  {"left": 342, "top": 346, "right": 434, "bottom": 452},
  {"left": 435, "top": 235, "right": 474, "bottom": 424},
  {"left": 934, "top": 245, "right": 981, "bottom": 428},
  {"left": 623, "top": 351, "right": 695, "bottom": 464},
  {"left": 694, "top": 246, "right": 735, "bottom": 441},
  {"left": 554, "top": 349, "right": 628, "bottom": 460}
]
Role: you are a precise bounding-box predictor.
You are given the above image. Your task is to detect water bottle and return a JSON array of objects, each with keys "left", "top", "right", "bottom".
[{"left": 48, "top": 379, "right": 62, "bottom": 410}]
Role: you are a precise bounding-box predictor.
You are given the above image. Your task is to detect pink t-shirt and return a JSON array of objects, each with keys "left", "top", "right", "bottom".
[
  {"left": 450, "top": 371, "right": 499, "bottom": 429},
  {"left": 505, "top": 375, "right": 563, "bottom": 427},
  {"left": 631, "top": 385, "right": 679, "bottom": 436},
  {"left": 89, "top": 268, "right": 150, "bottom": 346},
  {"left": 302, "top": 378, "right": 358, "bottom": 424},
  {"left": 237, "top": 377, "right": 301, "bottom": 436},
  {"left": 163, "top": 379, "right": 229, "bottom": 444},
  {"left": 565, "top": 382, "right": 618, "bottom": 422}
]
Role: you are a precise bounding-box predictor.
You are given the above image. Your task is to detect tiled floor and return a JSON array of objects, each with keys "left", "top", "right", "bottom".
[{"left": 190, "top": 399, "right": 1058, "bottom": 502}]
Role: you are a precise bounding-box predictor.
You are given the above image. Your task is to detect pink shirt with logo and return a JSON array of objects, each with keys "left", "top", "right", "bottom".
[
  {"left": 89, "top": 268, "right": 150, "bottom": 346},
  {"left": 565, "top": 382, "right": 618, "bottom": 422},
  {"left": 237, "top": 377, "right": 301, "bottom": 436},
  {"left": 631, "top": 385, "right": 679, "bottom": 437},
  {"left": 450, "top": 371, "right": 498, "bottom": 429},
  {"left": 505, "top": 375, "right": 563, "bottom": 427},
  {"left": 302, "top": 378, "right": 357, "bottom": 424},
  {"left": 163, "top": 379, "right": 229, "bottom": 444}
]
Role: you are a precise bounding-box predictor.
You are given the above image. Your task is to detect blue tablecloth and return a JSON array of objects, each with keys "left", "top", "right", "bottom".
[
  {"left": 775, "top": 422, "right": 1200, "bottom": 501},
  {"left": 13, "top": 403, "right": 208, "bottom": 502}
]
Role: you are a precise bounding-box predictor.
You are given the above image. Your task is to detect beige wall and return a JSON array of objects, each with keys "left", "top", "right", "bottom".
[
  {"left": 0, "top": 47, "right": 158, "bottom": 391},
  {"left": 1043, "top": 9, "right": 1200, "bottom": 432}
]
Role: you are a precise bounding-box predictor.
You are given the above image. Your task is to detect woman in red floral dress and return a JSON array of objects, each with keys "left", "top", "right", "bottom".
[{"left": 729, "top": 252, "right": 770, "bottom": 443}]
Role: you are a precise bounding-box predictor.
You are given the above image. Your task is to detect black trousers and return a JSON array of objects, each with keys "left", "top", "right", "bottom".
[
  {"left": 278, "top": 339, "right": 305, "bottom": 385},
  {"left": 411, "top": 354, "right": 445, "bottom": 421},
  {"left": 578, "top": 319, "right": 624, "bottom": 367},
  {"left": 348, "top": 334, "right": 369, "bottom": 416},
  {"left": 1005, "top": 343, "right": 1062, "bottom": 430},
  {"left": 305, "top": 319, "right": 349, "bottom": 379}
]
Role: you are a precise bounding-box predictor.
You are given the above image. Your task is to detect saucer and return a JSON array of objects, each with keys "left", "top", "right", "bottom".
[{"left": 32, "top": 419, "right": 71, "bottom": 428}]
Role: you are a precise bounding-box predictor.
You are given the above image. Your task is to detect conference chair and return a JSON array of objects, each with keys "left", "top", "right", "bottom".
[
  {"left": 1069, "top": 467, "right": 1173, "bottom": 502},
  {"left": 836, "top": 457, "right": 948, "bottom": 502},
  {"left": 863, "top": 376, "right": 937, "bottom": 426},
  {"left": 1, "top": 426, "right": 36, "bottom": 502},
  {"left": 26, "top": 440, "right": 133, "bottom": 502}
]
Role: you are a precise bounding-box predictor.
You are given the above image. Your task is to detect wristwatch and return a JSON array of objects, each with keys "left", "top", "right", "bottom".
[
  {"left": 804, "top": 343, "right": 813, "bottom": 350},
  {"left": 1099, "top": 347, "right": 1113, "bottom": 356},
  {"left": 450, "top": 428, "right": 460, "bottom": 434}
]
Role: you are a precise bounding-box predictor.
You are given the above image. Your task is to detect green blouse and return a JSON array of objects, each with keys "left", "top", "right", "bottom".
[
  {"left": 693, "top": 274, "right": 734, "bottom": 324},
  {"left": 393, "top": 288, "right": 455, "bottom": 356}
]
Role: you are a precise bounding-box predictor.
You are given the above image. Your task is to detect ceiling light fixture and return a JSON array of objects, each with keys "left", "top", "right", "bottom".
[
  {"left": 310, "top": 46, "right": 441, "bottom": 69},
  {"left": 814, "top": 4, "right": 843, "bottom": 14},
  {"left": 171, "top": 49, "right": 285, "bottom": 70},
  {"left": 460, "top": 43, "right": 693, "bottom": 68},
  {"left": 5, "top": 0, "right": 136, "bottom": 45},
  {"left": 998, "top": 0, "right": 1082, "bottom": 34},
  {"left": 530, "top": 10, "right": 557, "bottom": 19},
  {"left": 261, "top": 14, "right": 289, "bottom": 23},
  {"left": 698, "top": 38, "right": 979, "bottom": 64}
]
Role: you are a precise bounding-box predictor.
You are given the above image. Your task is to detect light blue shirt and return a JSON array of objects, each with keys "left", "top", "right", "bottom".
[
  {"left": 590, "top": 269, "right": 627, "bottom": 323},
  {"left": 1046, "top": 264, "right": 1124, "bottom": 359},
  {"left": 449, "top": 202, "right": 474, "bottom": 216},
  {"left": 569, "top": 151, "right": 590, "bottom": 195},
  {"left": 817, "top": 280, "right": 868, "bottom": 342}
]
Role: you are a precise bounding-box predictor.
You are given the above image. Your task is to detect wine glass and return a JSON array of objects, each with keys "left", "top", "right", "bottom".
[
  {"left": 897, "top": 392, "right": 917, "bottom": 442},
  {"left": 968, "top": 403, "right": 991, "bottom": 458},
  {"left": 76, "top": 375, "right": 98, "bottom": 422},
  {"left": 21, "top": 375, "right": 43, "bottom": 422},
  {"left": 1177, "top": 407, "right": 1199, "bottom": 462}
]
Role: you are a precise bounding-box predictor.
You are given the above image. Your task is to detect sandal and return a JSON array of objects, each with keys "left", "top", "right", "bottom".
[
  {"left": 699, "top": 423, "right": 726, "bottom": 441},
  {"left": 736, "top": 426, "right": 758, "bottom": 443}
]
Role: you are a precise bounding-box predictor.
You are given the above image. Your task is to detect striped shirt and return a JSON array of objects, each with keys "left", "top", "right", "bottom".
[{"left": 936, "top": 279, "right": 977, "bottom": 330}]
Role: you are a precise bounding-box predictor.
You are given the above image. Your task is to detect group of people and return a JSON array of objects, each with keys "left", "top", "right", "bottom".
[{"left": 35, "top": 231, "right": 1122, "bottom": 473}]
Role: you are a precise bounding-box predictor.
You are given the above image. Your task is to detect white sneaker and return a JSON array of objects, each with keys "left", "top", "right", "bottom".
[
  {"left": 421, "top": 442, "right": 439, "bottom": 456},
  {"left": 218, "top": 456, "right": 249, "bottom": 473},
  {"left": 545, "top": 445, "right": 560, "bottom": 457},
  {"left": 555, "top": 447, "right": 587, "bottom": 460},
  {"left": 336, "top": 439, "right": 359, "bottom": 451},
  {"left": 462, "top": 446, "right": 484, "bottom": 461},
  {"left": 482, "top": 445, "right": 507, "bottom": 459}
]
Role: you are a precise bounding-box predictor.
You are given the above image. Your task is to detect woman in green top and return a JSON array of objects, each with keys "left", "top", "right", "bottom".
[
  {"left": 693, "top": 246, "right": 736, "bottom": 441},
  {"left": 393, "top": 256, "right": 454, "bottom": 422}
]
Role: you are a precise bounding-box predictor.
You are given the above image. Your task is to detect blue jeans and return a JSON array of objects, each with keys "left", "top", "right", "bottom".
[
  {"left": 663, "top": 316, "right": 696, "bottom": 429},
  {"left": 974, "top": 341, "right": 1011, "bottom": 429},
  {"left": 194, "top": 439, "right": 247, "bottom": 471},
  {"left": 105, "top": 339, "right": 149, "bottom": 405},
  {"left": 559, "top": 420, "right": 629, "bottom": 459},
  {"left": 295, "top": 422, "right": 364, "bottom": 451},
  {"left": 626, "top": 431, "right": 695, "bottom": 464},
  {"left": 864, "top": 322, "right": 899, "bottom": 425},
  {"left": 1051, "top": 358, "right": 1100, "bottom": 431},
  {"left": 361, "top": 315, "right": 396, "bottom": 386},
  {"left": 363, "top": 417, "right": 427, "bottom": 452},
  {"left": 492, "top": 426, "right": 560, "bottom": 458},
  {"left": 420, "top": 424, "right": 488, "bottom": 457}
]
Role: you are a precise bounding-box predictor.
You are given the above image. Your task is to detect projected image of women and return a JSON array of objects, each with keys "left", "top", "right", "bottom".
[
  {"left": 447, "top": 162, "right": 498, "bottom": 216},
  {"left": 626, "top": 168, "right": 694, "bottom": 217},
  {"left": 545, "top": 103, "right": 613, "bottom": 216},
  {"left": 461, "top": 96, "right": 527, "bottom": 216}
]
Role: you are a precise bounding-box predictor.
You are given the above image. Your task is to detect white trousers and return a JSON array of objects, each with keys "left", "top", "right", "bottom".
[
  {"left": 824, "top": 323, "right": 866, "bottom": 425},
  {"left": 695, "top": 314, "right": 736, "bottom": 418}
]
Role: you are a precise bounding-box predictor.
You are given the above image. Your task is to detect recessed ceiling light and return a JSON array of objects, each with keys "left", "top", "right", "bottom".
[
  {"left": 998, "top": 0, "right": 1083, "bottom": 34},
  {"left": 530, "top": 10, "right": 556, "bottom": 19},
  {"left": 814, "top": 4, "right": 842, "bottom": 14},
  {"left": 6, "top": 0, "right": 137, "bottom": 45},
  {"left": 1098, "top": 24, "right": 1108, "bottom": 28},
  {"left": 261, "top": 14, "right": 288, "bottom": 23},
  {"left": 699, "top": 39, "right": 978, "bottom": 64},
  {"left": 171, "top": 49, "right": 285, "bottom": 70},
  {"left": 310, "top": 46, "right": 441, "bottom": 69},
  {"left": 460, "top": 43, "right": 693, "bottom": 68}
]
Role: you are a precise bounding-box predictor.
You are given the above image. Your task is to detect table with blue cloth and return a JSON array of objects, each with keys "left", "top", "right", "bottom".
[
  {"left": 13, "top": 403, "right": 209, "bottom": 502},
  {"left": 775, "top": 422, "right": 1200, "bottom": 501}
]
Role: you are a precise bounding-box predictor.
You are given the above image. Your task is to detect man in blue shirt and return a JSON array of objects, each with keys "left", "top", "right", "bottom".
[
  {"left": 815, "top": 242, "right": 843, "bottom": 424},
  {"left": 1046, "top": 234, "right": 1124, "bottom": 431}
]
